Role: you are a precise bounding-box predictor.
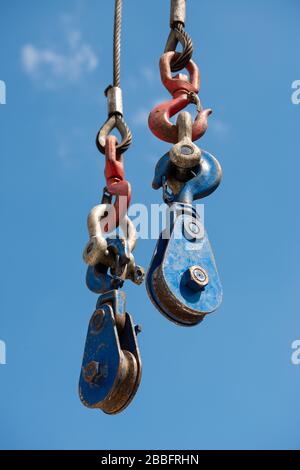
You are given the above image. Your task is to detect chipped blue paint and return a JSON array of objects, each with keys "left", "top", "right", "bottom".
[
  {"left": 147, "top": 203, "right": 222, "bottom": 326},
  {"left": 79, "top": 290, "right": 141, "bottom": 412}
]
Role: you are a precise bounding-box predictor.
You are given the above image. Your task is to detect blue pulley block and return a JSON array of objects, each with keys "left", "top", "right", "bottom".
[
  {"left": 147, "top": 146, "right": 223, "bottom": 326},
  {"left": 79, "top": 290, "right": 142, "bottom": 414},
  {"left": 147, "top": 203, "right": 223, "bottom": 326}
]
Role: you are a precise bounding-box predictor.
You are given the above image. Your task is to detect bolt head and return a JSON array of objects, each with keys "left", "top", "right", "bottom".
[
  {"left": 183, "top": 217, "right": 204, "bottom": 241},
  {"left": 189, "top": 222, "right": 200, "bottom": 235},
  {"left": 185, "top": 266, "right": 209, "bottom": 292},
  {"left": 92, "top": 309, "right": 105, "bottom": 332},
  {"left": 83, "top": 361, "right": 99, "bottom": 383},
  {"left": 134, "top": 265, "right": 145, "bottom": 285}
]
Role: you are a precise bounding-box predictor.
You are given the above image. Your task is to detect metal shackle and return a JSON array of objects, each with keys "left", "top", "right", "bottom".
[
  {"left": 169, "top": 111, "right": 201, "bottom": 169},
  {"left": 83, "top": 203, "right": 137, "bottom": 267}
]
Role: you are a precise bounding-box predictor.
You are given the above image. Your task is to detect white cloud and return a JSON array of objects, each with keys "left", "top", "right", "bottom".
[
  {"left": 21, "top": 29, "right": 98, "bottom": 87},
  {"left": 210, "top": 119, "right": 230, "bottom": 138}
]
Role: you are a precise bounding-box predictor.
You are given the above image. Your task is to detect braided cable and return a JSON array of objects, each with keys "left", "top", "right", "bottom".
[
  {"left": 170, "top": 23, "right": 193, "bottom": 72},
  {"left": 113, "top": 0, "right": 122, "bottom": 87}
]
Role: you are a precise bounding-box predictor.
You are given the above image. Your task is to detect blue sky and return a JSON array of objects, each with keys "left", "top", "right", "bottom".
[{"left": 0, "top": 0, "right": 299, "bottom": 450}]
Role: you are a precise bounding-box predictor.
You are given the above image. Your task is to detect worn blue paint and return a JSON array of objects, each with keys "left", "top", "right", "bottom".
[
  {"left": 176, "top": 151, "right": 222, "bottom": 204},
  {"left": 152, "top": 149, "right": 222, "bottom": 204},
  {"left": 79, "top": 290, "right": 126, "bottom": 408},
  {"left": 86, "top": 236, "right": 131, "bottom": 294},
  {"left": 148, "top": 146, "right": 223, "bottom": 326},
  {"left": 147, "top": 203, "right": 222, "bottom": 326},
  {"left": 162, "top": 206, "right": 222, "bottom": 312},
  {"left": 86, "top": 265, "right": 116, "bottom": 294}
]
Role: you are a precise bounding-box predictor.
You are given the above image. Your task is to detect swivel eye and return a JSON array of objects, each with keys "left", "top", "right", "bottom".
[{"left": 83, "top": 204, "right": 136, "bottom": 266}]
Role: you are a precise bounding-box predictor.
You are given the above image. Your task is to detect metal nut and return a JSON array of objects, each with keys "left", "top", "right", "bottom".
[
  {"left": 189, "top": 221, "right": 200, "bottom": 235},
  {"left": 83, "top": 361, "right": 99, "bottom": 384},
  {"left": 183, "top": 217, "right": 204, "bottom": 241},
  {"left": 133, "top": 265, "right": 145, "bottom": 285},
  {"left": 185, "top": 266, "right": 209, "bottom": 292},
  {"left": 92, "top": 309, "right": 105, "bottom": 332}
]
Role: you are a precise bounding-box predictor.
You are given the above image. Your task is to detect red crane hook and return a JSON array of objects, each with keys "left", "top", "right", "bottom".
[{"left": 148, "top": 51, "right": 212, "bottom": 143}]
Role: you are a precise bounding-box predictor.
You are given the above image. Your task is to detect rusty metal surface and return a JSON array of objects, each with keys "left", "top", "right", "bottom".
[
  {"left": 83, "top": 205, "right": 136, "bottom": 267},
  {"left": 170, "top": 0, "right": 186, "bottom": 27},
  {"left": 148, "top": 52, "right": 212, "bottom": 144},
  {"left": 152, "top": 149, "right": 222, "bottom": 205},
  {"left": 80, "top": 0, "right": 144, "bottom": 416},
  {"left": 79, "top": 290, "right": 142, "bottom": 415},
  {"left": 169, "top": 112, "right": 201, "bottom": 169},
  {"left": 146, "top": 203, "right": 223, "bottom": 326}
]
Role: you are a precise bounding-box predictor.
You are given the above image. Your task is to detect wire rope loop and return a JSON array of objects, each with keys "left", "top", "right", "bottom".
[
  {"left": 96, "top": 114, "right": 132, "bottom": 155},
  {"left": 164, "top": 23, "right": 193, "bottom": 73}
]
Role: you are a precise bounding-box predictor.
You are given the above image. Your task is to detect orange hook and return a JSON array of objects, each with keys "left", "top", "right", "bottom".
[{"left": 148, "top": 51, "right": 212, "bottom": 143}]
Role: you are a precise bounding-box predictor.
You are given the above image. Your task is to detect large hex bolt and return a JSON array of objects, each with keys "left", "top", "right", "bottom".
[
  {"left": 92, "top": 309, "right": 105, "bottom": 332},
  {"left": 133, "top": 265, "right": 145, "bottom": 285},
  {"left": 185, "top": 266, "right": 209, "bottom": 292},
  {"left": 83, "top": 361, "right": 100, "bottom": 384},
  {"left": 83, "top": 361, "right": 108, "bottom": 384}
]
